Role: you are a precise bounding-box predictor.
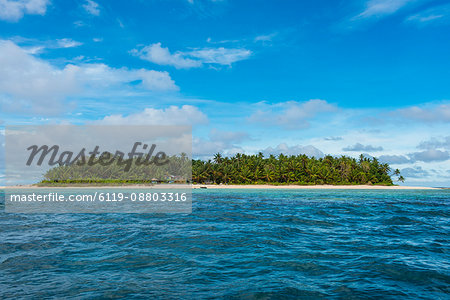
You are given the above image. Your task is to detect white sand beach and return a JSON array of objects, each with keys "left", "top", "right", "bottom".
[
  {"left": 1, "top": 184, "right": 438, "bottom": 190},
  {"left": 192, "top": 184, "right": 439, "bottom": 190}
]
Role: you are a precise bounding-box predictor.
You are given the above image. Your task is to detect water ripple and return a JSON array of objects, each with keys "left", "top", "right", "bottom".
[{"left": 0, "top": 189, "right": 449, "bottom": 299}]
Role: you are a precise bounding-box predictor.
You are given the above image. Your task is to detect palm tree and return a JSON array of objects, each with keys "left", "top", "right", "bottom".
[
  {"left": 213, "top": 153, "right": 223, "bottom": 164},
  {"left": 43, "top": 151, "right": 398, "bottom": 186}
]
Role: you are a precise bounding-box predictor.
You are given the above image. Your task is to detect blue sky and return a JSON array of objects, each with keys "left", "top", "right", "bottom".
[{"left": 0, "top": 0, "right": 449, "bottom": 186}]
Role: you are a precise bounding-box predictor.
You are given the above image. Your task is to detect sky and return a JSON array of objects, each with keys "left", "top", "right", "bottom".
[{"left": 0, "top": 0, "right": 449, "bottom": 187}]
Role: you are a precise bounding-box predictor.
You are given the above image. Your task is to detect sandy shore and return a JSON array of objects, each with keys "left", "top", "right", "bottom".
[
  {"left": 1, "top": 184, "right": 439, "bottom": 190},
  {"left": 0, "top": 184, "right": 192, "bottom": 189},
  {"left": 192, "top": 184, "right": 439, "bottom": 190}
]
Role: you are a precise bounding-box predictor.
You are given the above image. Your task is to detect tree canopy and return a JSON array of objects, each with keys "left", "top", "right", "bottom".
[
  {"left": 193, "top": 153, "right": 401, "bottom": 185},
  {"left": 39, "top": 152, "right": 403, "bottom": 186}
]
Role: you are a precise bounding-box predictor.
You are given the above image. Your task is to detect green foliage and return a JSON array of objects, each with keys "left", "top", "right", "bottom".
[
  {"left": 40, "top": 152, "right": 401, "bottom": 186},
  {"left": 193, "top": 153, "right": 397, "bottom": 185},
  {"left": 41, "top": 154, "right": 191, "bottom": 185}
]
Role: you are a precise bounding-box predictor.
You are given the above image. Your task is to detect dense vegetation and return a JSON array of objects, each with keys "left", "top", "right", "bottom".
[
  {"left": 40, "top": 154, "right": 191, "bottom": 185},
  {"left": 39, "top": 152, "right": 403, "bottom": 186},
  {"left": 193, "top": 153, "right": 403, "bottom": 185}
]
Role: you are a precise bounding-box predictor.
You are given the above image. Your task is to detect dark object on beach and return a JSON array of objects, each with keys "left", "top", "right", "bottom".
[{"left": 200, "top": 186, "right": 207, "bottom": 189}]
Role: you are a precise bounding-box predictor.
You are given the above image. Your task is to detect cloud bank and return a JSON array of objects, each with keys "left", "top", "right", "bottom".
[{"left": 0, "top": 40, "right": 178, "bottom": 114}]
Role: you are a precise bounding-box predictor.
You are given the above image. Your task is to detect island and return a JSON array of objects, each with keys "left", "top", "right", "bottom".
[{"left": 34, "top": 152, "right": 406, "bottom": 187}]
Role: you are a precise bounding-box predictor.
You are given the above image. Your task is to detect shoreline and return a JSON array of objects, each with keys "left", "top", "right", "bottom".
[
  {"left": 192, "top": 184, "right": 439, "bottom": 190},
  {"left": 0, "top": 184, "right": 440, "bottom": 190}
]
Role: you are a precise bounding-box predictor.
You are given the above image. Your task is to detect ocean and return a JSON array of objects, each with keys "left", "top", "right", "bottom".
[{"left": 0, "top": 189, "right": 448, "bottom": 299}]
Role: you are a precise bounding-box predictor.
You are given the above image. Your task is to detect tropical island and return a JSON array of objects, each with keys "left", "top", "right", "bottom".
[
  {"left": 193, "top": 153, "right": 403, "bottom": 185},
  {"left": 36, "top": 152, "right": 404, "bottom": 186}
]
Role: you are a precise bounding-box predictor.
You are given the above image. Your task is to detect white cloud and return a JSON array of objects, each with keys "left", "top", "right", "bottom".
[
  {"left": 248, "top": 99, "right": 338, "bottom": 130},
  {"left": 56, "top": 38, "right": 83, "bottom": 48},
  {"left": 401, "top": 166, "right": 429, "bottom": 178},
  {"left": 187, "top": 0, "right": 225, "bottom": 5},
  {"left": 192, "top": 129, "right": 249, "bottom": 158},
  {"left": 0, "top": 40, "right": 178, "bottom": 114},
  {"left": 394, "top": 103, "right": 450, "bottom": 123},
  {"left": 193, "top": 138, "right": 233, "bottom": 158},
  {"left": 83, "top": 0, "right": 100, "bottom": 16},
  {"left": 343, "top": 143, "right": 383, "bottom": 152},
  {"left": 261, "top": 143, "right": 324, "bottom": 158},
  {"left": 406, "top": 4, "right": 450, "bottom": 25},
  {"left": 378, "top": 154, "right": 411, "bottom": 164},
  {"left": 77, "top": 64, "right": 177, "bottom": 91},
  {"left": 10, "top": 37, "right": 83, "bottom": 54},
  {"left": 206, "top": 37, "right": 240, "bottom": 44},
  {"left": 131, "top": 43, "right": 201, "bottom": 69},
  {"left": 409, "top": 149, "right": 449, "bottom": 162},
  {"left": 100, "top": 105, "right": 208, "bottom": 126},
  {"left": 324, "top": 136, "right": 343, "bottom": 141},
  {"left": 417, "top": 136, "right": 450, "bottom": 150},
  {"left": 254, "top": 32, "right": 278, "bottom": 42},
  {"left": 209, "top": 128, "right": 249, "bottom": 144},
  {"left": 131, "top": 42, "right": 251, "bottom": 69},
  {"left": 188, "top": 47, "right": 251, "bottom": 65},
  {"left": 74, "top": 20, "right": 85, "bottom": 27},
  {"left": 366, "top": 102, "right": 450, "bottom": 125},
  {"left": 355, "top": 0, "right": 414, "bottom": 19},
  {"left": 407, "top": 13, "right": 444, "bottom": 23},
  {"left": 117, "top": 18, "right": 124, "bottom": 28},
  {"left": 0, "top": 0, "right": 49, "bottom": 22},
  {"left": 377, "top": 139, "right": 450, "bottom": 164}
]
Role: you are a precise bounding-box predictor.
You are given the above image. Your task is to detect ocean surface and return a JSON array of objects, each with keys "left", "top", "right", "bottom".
[{"left": 0, "top": 189, "right": 449, "bottom": 299}]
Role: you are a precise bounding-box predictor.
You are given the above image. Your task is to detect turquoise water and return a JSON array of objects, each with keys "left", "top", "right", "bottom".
[{"left": 0, "top": 189, "right": 449, "bottom": 298}]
